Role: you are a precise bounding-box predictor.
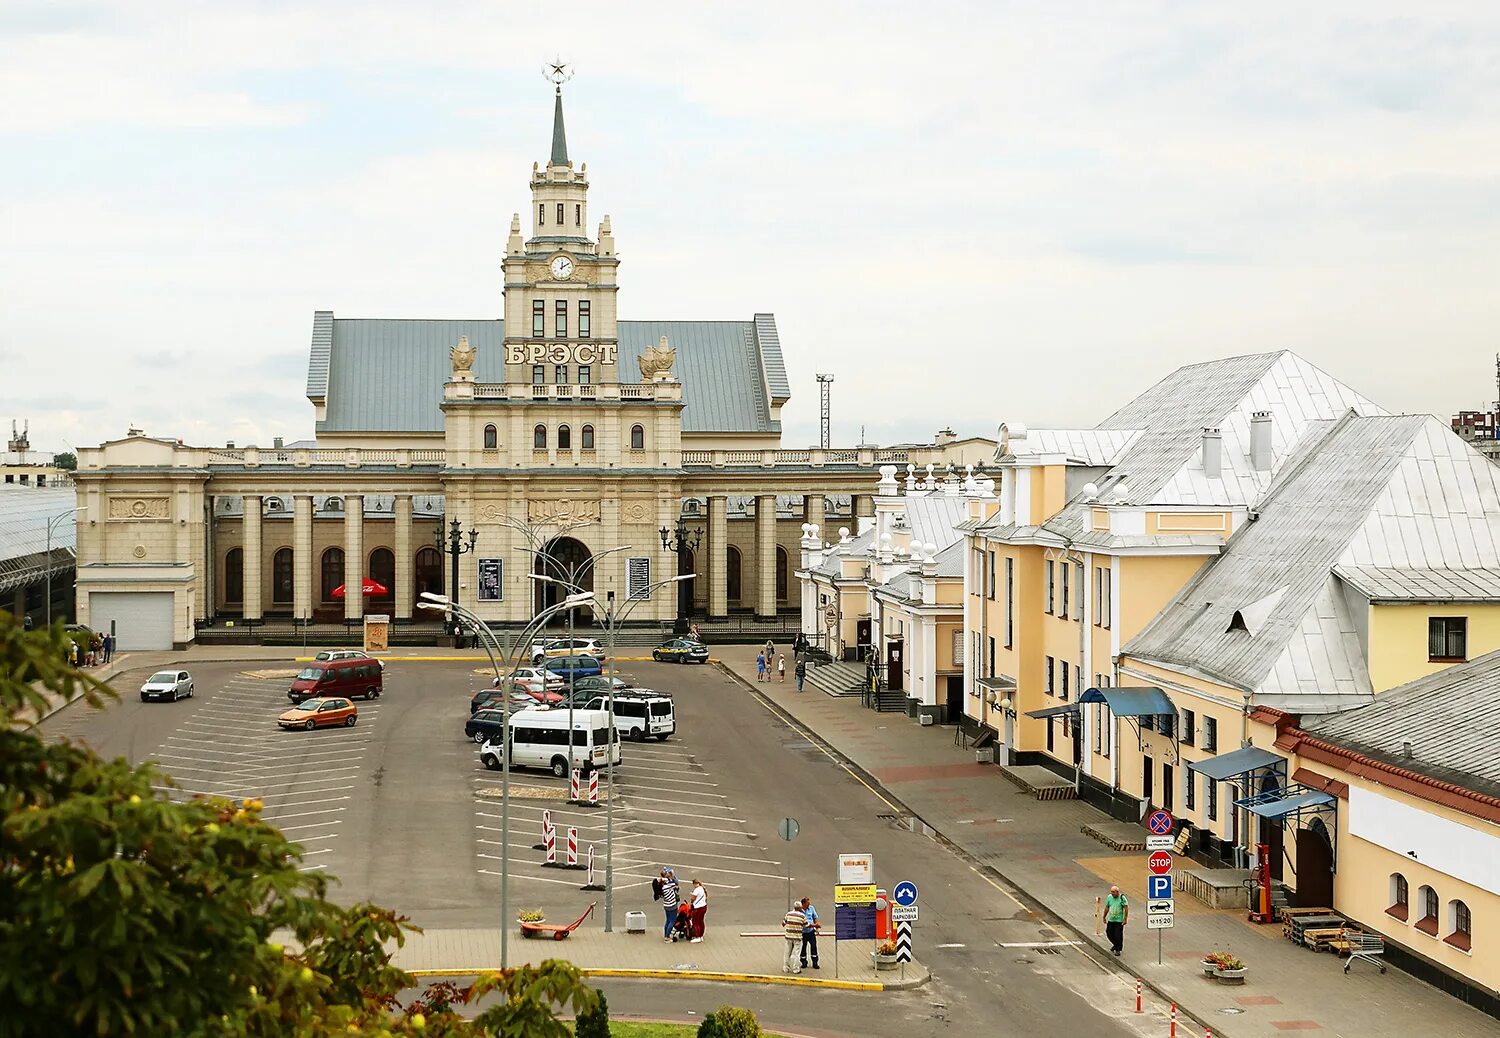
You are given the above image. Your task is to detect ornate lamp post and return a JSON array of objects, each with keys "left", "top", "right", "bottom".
[
  {"left": 658, "top": 520, "right": 703, "bottom": 635},
  {"left": 435, "top": 518, "right": 477, "bottom": 638}
]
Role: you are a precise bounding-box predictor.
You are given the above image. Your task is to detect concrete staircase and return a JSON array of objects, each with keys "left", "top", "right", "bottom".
[
  {"left": 873, "top": 685, "right": 909, "bottom": 713},
  {"left": 807, "top": 661, "right": 866, "bottom": 697}
]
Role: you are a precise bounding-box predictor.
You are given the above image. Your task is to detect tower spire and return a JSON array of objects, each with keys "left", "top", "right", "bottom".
[{"left": 550, "top": 86, "right": 569, "bottom": 167}]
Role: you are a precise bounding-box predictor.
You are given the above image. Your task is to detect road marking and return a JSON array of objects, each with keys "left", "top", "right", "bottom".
[
  {"left": 999, "top": 941, "right": 1081, "bottom": 948},
  {"left": 967, "top": 865, "right": 1028, "bottom": 911},
  {"left": 297, "top": 848, "right": 335, "bottom": 857},
  {"left": 259, "top": 807, "right": 345, "bottom": 821},
  {"left": 285, "top": 832, "right": 340, "bottom": 843},
  {"left": 607, "top": 814, "right": 756, "bottom": 838},
  {"left": 605, "top": 854, "right": 783, "bottom": 883},
  {"left": 276, "top": 820, "right": 344, "bottom": 832}
]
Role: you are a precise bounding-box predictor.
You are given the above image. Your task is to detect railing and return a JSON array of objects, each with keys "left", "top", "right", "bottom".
[
  {"left": 204, "top": 447, "right": 448, "bottom": 468},
  {"left": 191, "top": 444, "right": 910, "bottom": 471},
  {"left": 682, "top": 450, "right": 713, "bottom": 464},
  {"left": 465, "top": 383, "right": 674, "bottom": 401},
  {"left": 679, "top": 447, "right": 908, "bottom": 468}
]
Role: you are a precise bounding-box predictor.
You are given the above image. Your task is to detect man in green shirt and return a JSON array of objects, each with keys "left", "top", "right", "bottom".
[{"left": 1104, "top": 884, "right": 1129, "bottom": 955}]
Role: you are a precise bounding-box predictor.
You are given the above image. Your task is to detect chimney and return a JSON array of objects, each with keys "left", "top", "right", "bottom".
[
  {"left": 1401, "top": 739, "right": 1414, "bottom": 759},
  {"left": 273, "top": 436, "right": 284, "bottom": 449},
  {"left": 226, "top": 440, "right": 235, "bottom": 449},
  {"left": 1202, "top": 427, "right": 1223, "bottom": 479},
  {"left": 1250, "top": 411, "right": 1273, "bottom": 472},
  {"left": 935, "top": 427, "right": 956, "bottom": 447}
]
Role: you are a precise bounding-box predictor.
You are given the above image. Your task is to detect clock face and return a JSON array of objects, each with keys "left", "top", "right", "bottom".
[{"left": 550, "top": 255, "right": 574, "bottom": 280}]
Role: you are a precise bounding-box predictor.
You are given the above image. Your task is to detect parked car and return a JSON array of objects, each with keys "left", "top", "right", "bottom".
[
  {"left": 529, "top": 636, "right": 606, "bottom": 665},
  {"left": 278, "top": 697, "right": 358, "bottom": 730},
  {"left": 583, "top": 690, "right": 676, "bottom": 741},
  {"left": 479, "top": 707, "right": 621, "bottom": 776},
  {"left": 481, "top": 684, "right": 563, "bottom": 709},
  {"left": 561, "top": 682, "right": 661, "bottom": 710},
  {"left": 470, "top": 688, "right": 538, "bottom": 715},
  {"left": 568, "top": 675, "right": 634, "bottom": 695},
  {"left": 542, "top": 655, "right": 603, "bottom": 681},
  {"left": 140, "top": 670, "right": 193, "bottom": 703},
  {"left": 653, "top": 638, "right": 709, "bottom": 664},
  {"left": 465, "top": 708, "right": 509, "bottom": 744},
  {"left": 288, "top": 658, "right": 383, "bottom": 704},
  {"left": 496, "top": 666, "right": 566, "bottom": 694},
  {"left": 315, "top": 648, "right": 384, "bottom": 671}
]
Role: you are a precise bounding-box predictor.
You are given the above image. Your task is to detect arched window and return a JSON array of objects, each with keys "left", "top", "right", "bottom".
[
  {"left": 224, "top": 547, "right": 244, "bottom": 605},
  {"left": 581, "top": 425, "right": 595, "bottom": 450},
  {"left": 533, "top": 424, "right": 548, "bottom": 449},
  {"left": 320, "top": 547, "right": 345, "bottom": 603},
  {"left": 630, "top": 424, "right": 645, "bottom": 450},
  {"left": 1448, "top": 900, "right": 1472, "bottom": 952},
  {"left": 558, "top": 425, "right": 571, "bottom": 450},
  {"left": 1416, "top": 885, "right": 1440, "bottom": 936},
  {"left": 776, "top": 545, "right": 789, "bottom": 602},
  {"left": 368, "top": 548, "right": 395, "bottom": 604},
  {"left": 483, "top": 424, "right": 497, "bottom": 449},
  {"left": 272, "top": 547, "right": 293, "bottom": 605},
  {"left": 726, "top": 546, "right": 742, "bottom": 603},
  {"left": 414, "top": 546, "right": 443, "bottom": 607},
  {"left": 1388, "top": 873, "right": 1409, "bottom": 921}
]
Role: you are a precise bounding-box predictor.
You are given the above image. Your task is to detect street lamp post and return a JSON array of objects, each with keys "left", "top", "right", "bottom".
[
  {"left": 658, "top": 520, "right": 703, "bottom": 635},
  {"left": 419, "top": 589, "right": 593, "bottom": 970},
  {"left": 434, "top": 518, "right": 477, "bottom": 641},
  {"left": 45, "top": 507, "right": 83, "bottom": 626}
]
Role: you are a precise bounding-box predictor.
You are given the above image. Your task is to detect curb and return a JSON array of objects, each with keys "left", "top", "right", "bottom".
[
  {"left": 714, "top": 662, "right": 1222, "bottom": 1036},
  {"left": 405, "top": 966, "right": 894, "bottom": 991}
]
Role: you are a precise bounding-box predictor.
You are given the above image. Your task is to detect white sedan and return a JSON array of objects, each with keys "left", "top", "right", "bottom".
[{"left": 140, "top": 670, "right": 194, "bottom": 703}]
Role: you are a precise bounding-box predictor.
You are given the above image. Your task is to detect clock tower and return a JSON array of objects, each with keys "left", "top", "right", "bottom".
[{"left": 501, "top": 77, "right": 620, "bottom": 383}]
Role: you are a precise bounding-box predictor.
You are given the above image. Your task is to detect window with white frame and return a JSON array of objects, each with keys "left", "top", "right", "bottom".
[
  {"left": 987, "top": 550, "right": 996, "bottom": 599},
  {"left": 1045, "top": 656, "right": 1055, "bottom": 696},
  {"left": 1005, "top": 558, "right": 1015, "bottom": 647},
  {"left": 1059, "top": 660, "right": 1069, "bottom": 701},
  {"left": 1045, "top": 560, "right": 1055, "bottom": 614},
  {"left": 1060, "top": 562, "right": 1069, "bottom": 617}
]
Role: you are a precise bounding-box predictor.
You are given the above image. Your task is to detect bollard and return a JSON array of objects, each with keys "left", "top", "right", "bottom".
[
  {"left": 588, "top": 769, "right": 600, "bottom": 805},
  {"left": 569, "top": 769, "right": 581, "bottom": 801},
  {"left": 1135, "top": 978, "right": 1142, "bottom": 1014},
  {"left": 1170, "top": 1003, "right": 1177, "bottom": 1037},
  {"left": 545, "top": 820, "right": 556, "bottom": 864},
  {"left": 587, "top": 844, "right": 595, "bottom": 885},
  {"left": 566, "top": 826, "right": 579, "bottom": 866}
]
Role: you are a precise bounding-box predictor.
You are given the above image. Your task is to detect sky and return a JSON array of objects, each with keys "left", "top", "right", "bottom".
[{"left": 4, "top": 1, "right": 1500, "bottom": 453}]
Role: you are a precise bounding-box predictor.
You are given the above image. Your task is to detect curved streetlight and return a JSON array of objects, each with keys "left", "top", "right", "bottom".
[{"left": 419, "top": 588, "right": 594, "bottom": 967}]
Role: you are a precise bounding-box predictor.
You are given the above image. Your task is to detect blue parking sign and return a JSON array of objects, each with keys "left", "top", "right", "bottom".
[{"left": 1147, "top": 874, "right": 1173, "bottom": 900}]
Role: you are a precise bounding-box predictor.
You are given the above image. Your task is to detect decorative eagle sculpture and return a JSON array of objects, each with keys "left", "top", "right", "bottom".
[
  {"left": 638, "top": 335, "right": 676, "bottom": 381},
  {"left": 450, "top": 335, "right": 477, "bottom": 374}
]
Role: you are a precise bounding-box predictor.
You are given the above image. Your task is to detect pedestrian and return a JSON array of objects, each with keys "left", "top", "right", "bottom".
[
  {"left": 69, "top": 640, "right": 79, "bottom": 667},
  {"left": 688, "top": 878, "right": 708, "bottom": 942},
  {"left": 102, "top": 632, "right": 113, "bottom": 663},
  {"left": 776, "top": 653, "right": 786, "bottom": 682},
  {"left": 793, "top": 632, "right": 808, "bottom": 658},
  {"left": 764, "top": 638, "right": 775, "bottom": 666},
  {"left": 799, "top": 897, "right": 821, "bottom": 969},
  {"left": 794, "top": 657, "right": 807, "bottom": 692},
  {"left": 782, "top": 901, "right": 807, "bottom": 974},
  {"left": 756, "top": 652, "right": 766, "bottom": 682},
  {"left": 1104, "top": 884, "right": 1129, "bottom": 955},
  {"left": 657, "top": 868, "right": 680, "bottom": 943}
]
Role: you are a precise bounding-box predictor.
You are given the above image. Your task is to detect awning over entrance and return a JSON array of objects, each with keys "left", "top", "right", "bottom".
[
  {"left": 1187, "top": 745, "right": 1285, "bottom": 783},
  {"left": 1025, "top": 702, "right": 1080, "bottom": 720},
  {"left": 1242, "top": 789, "right": 1336, "bottom": 820},
  {"left": 1077, "top": 686, "right": 1175, "bottom": 717}
]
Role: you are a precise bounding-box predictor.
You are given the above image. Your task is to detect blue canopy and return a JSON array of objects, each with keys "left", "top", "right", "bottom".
[
  {"left": 1025, "top": 702, "right": 1081, "bottom": 720},
  {"left": 1078, "top": 686, "right": 1175, "bottom": 717},
  {"left": 1188, "top": 745, "right": 1284, "bottom": 782},
  {"left": 1243, "top": 789, "right": 1335, "bottom": 819}
]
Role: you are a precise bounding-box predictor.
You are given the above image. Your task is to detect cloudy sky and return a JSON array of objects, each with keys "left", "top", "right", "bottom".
[{"left": 4, "top": 2, "right": 1499, "bottom": 452}]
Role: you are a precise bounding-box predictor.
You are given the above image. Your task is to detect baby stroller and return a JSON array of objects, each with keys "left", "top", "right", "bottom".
[{"left": 670, "top": 904, "right": 693, "bottom": 942}]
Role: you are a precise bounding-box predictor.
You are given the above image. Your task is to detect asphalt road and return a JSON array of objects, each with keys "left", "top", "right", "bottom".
[{"left": 43, "top": 657, "right": 1167, "bottom": 1037}]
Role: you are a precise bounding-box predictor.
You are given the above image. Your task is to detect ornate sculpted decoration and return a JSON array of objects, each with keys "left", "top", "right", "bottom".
[
  {"left": 527, "top": 499, "right": 601, "bottom": 524},
  {"left": 638, "top": 335, "right": 676, "bottom": 381},
  {"left": 109, "top": 497, "right": 169, "bottom": 520},
  {"left": 525, "top": 261, "right": 592, "bottom": 285},
  {"left": 132, "top": 545, "right": 147, "bottom": 558},
  {"left": 450, "top": 335, "right": 477, "bottom": 374},
  {"left": 622, "top": 501, "right": 652, "bottom": 523}
]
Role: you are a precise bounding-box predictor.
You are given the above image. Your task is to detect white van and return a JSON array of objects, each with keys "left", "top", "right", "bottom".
[
  {"left": 479, "top": 707, "right": 621, "bottom": 777},
  {"left": 583, "top": 691, "right": 675, "bottom": 742}
]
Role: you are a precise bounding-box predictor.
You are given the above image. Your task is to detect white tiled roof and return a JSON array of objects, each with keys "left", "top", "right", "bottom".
[{"left": 1006, "top": 429, "right": 1141, "bottom": 465}]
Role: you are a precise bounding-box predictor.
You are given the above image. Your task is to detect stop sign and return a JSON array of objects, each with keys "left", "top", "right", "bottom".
[{"left": 1148, "top": 851, "right": 1173, "bottom": 875}]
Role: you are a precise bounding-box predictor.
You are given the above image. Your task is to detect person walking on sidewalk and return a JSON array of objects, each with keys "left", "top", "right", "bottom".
[
  {"left": 794, "top": 657, "right": 807, "bottom": 692},
  {"left": 782, "top": 901, "right": 807, "bottom": 974},
  {"left": 657, "top": 868, "right": 680, "bottom": 942},
  {"left": 799, "top": 897, "right": 821, "bottom": 969},
  {"left": 764, "top": 639, "right": 775, "bottom": 668},
  {"left": 1104, "top": 884, "right": 1129, "bottom": 955},
  {"left": 688, "top": 878, "right": 709, "bottom": 942},
  {"left": 776, "top": 653, "right": 786, "bottom": 682},
  {"left": 102, "top": 632, "right": 113, "bottom": 664},
  {"left": 756, "top": 652, "right": 766, "bottom": 682}
]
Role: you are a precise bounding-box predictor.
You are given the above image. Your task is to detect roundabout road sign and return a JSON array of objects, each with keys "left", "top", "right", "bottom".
[{"left": 893, "top": 881, "right": 919, "bottom": 907}]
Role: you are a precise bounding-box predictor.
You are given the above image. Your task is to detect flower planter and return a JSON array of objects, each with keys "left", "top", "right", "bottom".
[
  {"left": 872, "top": 953, "right": 900, "bottom": 972},
  {"left": 1201, "top": 960, "right": 1218, "bottom": 976},
  {"left": 1212, "top": 967, "right": 1247, "bottom": 985}
]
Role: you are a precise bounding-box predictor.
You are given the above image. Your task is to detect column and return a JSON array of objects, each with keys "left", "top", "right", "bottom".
[
  {"left": 243, "top": 495, "right": 263, "bottom": 620},
  {"left": 344, "top": 494, "right": 364, "bottom": 620},
  {"left": 756, "top": 493, "right": 777, "bottom": 619},
  {"left": 855, "top": 494, "right": 875, "bottom": 522},
  {"left": 708, "top": 495, "right": 728, "bottom": 619},
  {"left": 293, "top": 494, "right": 313, "bottom": 621},
  {"left": 394, "top": 494, "right": 413, "bottom": 620},
  {"left": 804, "top": 492, "right": 825, "bottom": 536}
]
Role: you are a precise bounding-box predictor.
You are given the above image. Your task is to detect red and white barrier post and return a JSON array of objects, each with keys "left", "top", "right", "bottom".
[
  {"left": 566, "top": 826, "right": 579, "bottom": 866},
  {"left": 569, "top": 769, "right": 581, "bottom": 801},
  {"left": 1170, "top": 1003, "right": 1177, "bottom": 1037},
  {"left": 544, "top": 820, "right": 556, "bottom": 864},
  {"left": 1135, "top": 978, "right": 1142, "bottom": 1013},
  {"left": 588, "top": 769, "right": 599, "bottom": 805}
]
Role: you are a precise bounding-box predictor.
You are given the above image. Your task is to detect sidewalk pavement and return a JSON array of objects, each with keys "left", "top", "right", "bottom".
[
  {"left": 277, "top": 924, "right": 925, "bottom": 991},
  {"left": 722, "top": 645, "right": 1500, "bottom": 1038}
]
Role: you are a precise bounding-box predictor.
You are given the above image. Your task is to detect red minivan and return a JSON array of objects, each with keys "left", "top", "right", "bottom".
[{"left": 288, "top": 657, "right": 383, "bottom": 704}]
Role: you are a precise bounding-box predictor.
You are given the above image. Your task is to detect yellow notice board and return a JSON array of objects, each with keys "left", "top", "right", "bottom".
[{"left": 834, "top": 884, "right": 877, "bottom": 904}]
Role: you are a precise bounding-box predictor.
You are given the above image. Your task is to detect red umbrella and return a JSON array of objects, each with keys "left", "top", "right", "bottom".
[{"left": 330, "top": 578, "right": 390, "bottom": 598}]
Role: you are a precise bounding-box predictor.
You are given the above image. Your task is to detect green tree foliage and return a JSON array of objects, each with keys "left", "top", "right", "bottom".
[
  {"left": 712, "top": 1005, "right": 762, "bottom": 1038},
  {"left": 0, "top": 611, "right": 598, "bottom": 1036},
  {"left": 575, "top": 988, "right": 610, "bottom": 1038},
  {"left": 51, "top": 451, "right": 77, "bottom": 471},
  {"left": 697, "top": 1014, "right": 724, "bottom": 1038}
]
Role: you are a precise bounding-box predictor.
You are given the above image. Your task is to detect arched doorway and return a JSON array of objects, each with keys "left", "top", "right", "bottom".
[
  {"left": 533, "top": 536, "right": 594, "bottom": 624},
  {"left": 1296, "top": 817, "right": 1335, "bottom": 908},
  {"left": 368, "top": 548, "right": 395, "bottom": 612},
  {"left": 680, "top": 545, "right": 698, "bottom": 615},
  {"left": 414, "top": 546, "right": 443, "bottom": 612},
  {"left": 223, "top": 547, "right": 244, "bottom": 608}
]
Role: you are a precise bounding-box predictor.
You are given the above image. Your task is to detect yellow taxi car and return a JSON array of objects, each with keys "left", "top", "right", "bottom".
[{"left": 278, "top": 697, "right": 358, "bottom": 731}]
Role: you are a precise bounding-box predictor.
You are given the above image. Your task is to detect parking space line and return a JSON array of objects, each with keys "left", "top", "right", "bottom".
[
  {"left": 616, "top": 790, "right": 731, "bottom": 806},
  {"left": 151, "top": 749, "right": 370, "bottom": 769},
  {"left": 615, "top": 772, "right": 719, "bottom": 788},
  {"left": 610, "top": 816, "right": 756, "bottom": 838},
  {"left": 606, "top": 855, "right": 783, "bottom": 882},
  {"left": 259, "top": 808, "right": 345, "bottom": 821},
  {"left": 610, "top": 844, "right": 778, "bottom": 866},
  {"left": 298, "top": 848, "right": 335, "bottom": 857},
  {"left": 277, "top": 821, "right": 343, "bottom": 833},
  {"left": 298, "top": 864, "right": 328, "bottom": 872},
  {"left": 616, "top": 761, "right": 708, "bottom": 775}
]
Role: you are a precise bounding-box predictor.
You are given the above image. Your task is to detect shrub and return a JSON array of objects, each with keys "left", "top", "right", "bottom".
[
  {"left": 713, "top": 1004, "right": 761, "bottom": 1038},
  {"left": 697, "top": 1013, "right": 724, "bottom": 1038},
  {"left": 575, "top": 989, "right": 609, "bottom": 1038}
]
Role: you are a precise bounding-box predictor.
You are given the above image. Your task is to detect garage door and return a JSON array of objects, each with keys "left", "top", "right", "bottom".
[{"left": 90, "top": 592, "right": 174, "bottom": 650}]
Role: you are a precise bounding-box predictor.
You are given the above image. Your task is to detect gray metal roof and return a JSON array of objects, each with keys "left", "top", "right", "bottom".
[
  {"left": 310, "top": 315, "right": 784, "bottom": 435},
  {"left": 0, "top": 485, "right": 77, "bottom": 593},
  {"left": 1124, "top": 413, "right": 1429, "bottom": 706},
  {"left": 903, "top": 493, "right": 974, "bottom": 552},
  {"left": 1334, "top": 565, "right": 1500, "bottom": 602},
  {"left": 753, "top": 313, "right": 790, "bottom": 404},
  {"left": 1304, "top": 649, "right": 1500, "bottom": 799},
  {"left": 550, "top": 88, "right": 569, "bottom": 166}
]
